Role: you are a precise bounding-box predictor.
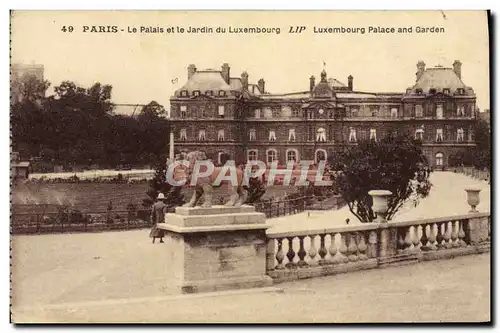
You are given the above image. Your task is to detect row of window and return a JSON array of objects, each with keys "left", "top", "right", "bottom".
[
  {"left": 179, "top": 105, "right": 226, "bottom": 119},
  {"left": 176, "top": 104, "right": 470, "bottom": 119},
  {"left": 247, "top": 148, "right": 326, "bottom": 164},
  {"left": 179, "top": 90, "right": 227, "bottom": 97},
  {"left": 413, "top": 88, "right": 465, "bottom": 95},
  {"left": 413, "top": 104, "right": 467, "bottom": 118},
  {"left": 178, "top": 127, "right": 470, "bottom": 142},
  {"left": 249, "top": 149, "right": 448, "bottom": 166}
]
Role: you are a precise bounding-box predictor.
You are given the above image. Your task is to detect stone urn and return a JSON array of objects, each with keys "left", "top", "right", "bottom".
[
  {"left": 368, "top": 190, "right": 393, "bottom": 222},
  {"left": 465, "top": 188, "right": 481, "bottom": 212}
]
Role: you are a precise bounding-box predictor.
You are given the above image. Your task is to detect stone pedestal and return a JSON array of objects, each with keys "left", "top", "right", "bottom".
[{"left": 157, "top": 205, "right": 273, "bottom": 294}]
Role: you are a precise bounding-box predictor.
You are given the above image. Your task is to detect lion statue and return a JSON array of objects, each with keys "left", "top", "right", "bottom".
[{"left": 173, "top": 151, "right": 248, "bottom": 208}]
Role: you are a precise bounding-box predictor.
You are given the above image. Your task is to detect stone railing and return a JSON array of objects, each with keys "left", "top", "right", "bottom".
[
  {"left": 455, "top": 166, "right": 490, "bottom": 183},
  {"left": 265, "top": 189, "right": 491, "bottom": 282},
  {"left": 266, "top": 212, "right": 490, "bottom": 282}
]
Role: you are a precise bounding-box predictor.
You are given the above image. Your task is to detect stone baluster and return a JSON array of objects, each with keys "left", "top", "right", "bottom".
[
  {"left": 357, "top": 232, "right": 368, "bottom": 260},
  {"left": 308, "top": 235, "right": 318, "bottom": 266},
  {"left": 412, "top": 226, "right": 421, "bottom": 252},
  {"left": 297, "top": 236, "right": 307, "bottom": 267},
  {"left": 404, "top": 227, "right": 413, "bottom": 252},
  {"left": 285, "top": 237, "right": 296, "bottom": 268},
  {"left": 457, "top": 220, "right": 467, "bottom": 247},
  {"left": 367, "top": 231, "right": 378, "bottom": 258},
  {"left": 329, "top": 233, "right": 340, "bottom": 264},
  {"left": 451, "top": 221, "right": 459, "bottom": 248},
  {"left": 347, "top": 233, "right": 359, "bottom": 262},
  {"left": 428, "top": 223, "right": 437, "bottom": 250},
  {"left": 443, "top": 221, "right": 452, "bottom": 249},
  {"left": 275, "top": 238, "right": 285, "bottom": 270},
  {"left": 397, "top": 229, "right": 406, "bottom": 253},
  {"left": 338, "top": 233, "right": 349, "bottom": 263},
  {"left": 420, "top": 224, "right": 430, "bottom": 251},
  {"left": 318, "top": 234, "right": 328, "bottom": 265},
  {"left": 436, "top": 222, "right": 445, "bottom": 250}
]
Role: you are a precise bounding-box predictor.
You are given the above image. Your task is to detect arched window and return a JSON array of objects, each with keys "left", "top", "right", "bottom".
[
  {"left": 266, "top": 149, "right": 278, "bottom": 164},
  {"left": 286, "top": 149, "right": 298, "bottom": 162},
  {"left": 435, "top": 152, "right": 444, "bottom": 166},
  {"left": 415, "top": 128, "right": 424, "bottom": 140},
  {"left": 247, "top": 149, "right": 258, "bottom": 161},
  {"left": 315, "top": 149, "right": 327, "bottom": 163}
]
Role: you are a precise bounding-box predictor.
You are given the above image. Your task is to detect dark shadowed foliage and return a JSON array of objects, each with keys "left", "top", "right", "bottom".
[{"left": 330, "top": 132, "right": 432, "bottom": 222}]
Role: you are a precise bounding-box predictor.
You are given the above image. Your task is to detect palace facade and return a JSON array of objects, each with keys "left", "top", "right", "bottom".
[{"left": 169, "top": 61, "right": 477, "bottom": 168}]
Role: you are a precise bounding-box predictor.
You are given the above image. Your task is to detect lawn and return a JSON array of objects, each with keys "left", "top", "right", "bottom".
[{"left": 12, "top": 182, "right": 299, "bottom": 212}]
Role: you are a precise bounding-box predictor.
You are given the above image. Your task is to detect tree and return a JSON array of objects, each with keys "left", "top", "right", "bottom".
[
  {"left": 11, "top": 73, "right": 50, "bottom": 105},
  {"left": 332, "top": 132, "right": 432, "bottom": 222},
  {"left": 472, "top": 118, "right": 491, "bottom": 171},
  {"left": 143, "top": 157, "right": 185, "bottom": 208}
]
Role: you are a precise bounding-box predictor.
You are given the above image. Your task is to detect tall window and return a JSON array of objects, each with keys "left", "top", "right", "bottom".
[
  {"left": 254, "top": 109, "right": 261, "bottom": 118},
  {"left": 269, "top": 130, "right": 276, "bottom": 142},
  {"left": 281, "top": 106, "right": 292, "bottom": 118},
  {"left": 180, "top": 105, "right": 187, "bottom": 118},
  {"left": 218, "top": 129, "right": 225, "bottom": 141},
  {"left": 348, "top": 127, "right": 357, "bottom": 142},
  {"left": 415, "top": 128, "right": 424, "bottom": 141},
  {"left": 180, "top": 128, "right": 187, "bottom": 141},
  {"left": 315, "top": 149, "right": 327, "bottom": 163},
  {"left": 371, "top": 107, "right": 379, "bottom": 117},
  {"left": 263, "top": 107, "right": 273, "bottom": 118},
  {"left": 288, "top": 129, "right": 296, "bottom": 142},
  {"left": 350, "top": 108, "right": 358, "bottom": 117},
  {"left": 457, "top": 105, "right": 465, "bottom": 117},
  {"left": 415, "top": 105, "right": 423, "bottom": 118},
  {"left": 436, "top": 104, "right": 443, "bottom": 119},
  {"left": 266, "top": 149, "right": 277, "bottom": 163},
  {"left": 436, "top": 153, "right": 444, "bottom": 166},
  {"left": 390, "top": 108, "right": 398, "bottom": 118},
  {"left": 199, "top": 107, "right": 206, "bottom": 118},
  {"left": 286, "top": 149, "right": 297, "bottom": 162},
  {"left": 457, "top": 128, "right": 464, "bottom": 142},
  {"left": 369, "top": 128, "right": 377, "bottom": 141},
  {"left": 436, "top": 128, "right": 444, "bottom": 142},
  {"left": 249, "top": 128, "right": 256, "bottom": 141},
  {"left": 198, "top": 129, "right": 206, "bottom": 141},
  {"left": 247, "top": 149, "right": 258, "bottom": 161},
  {"left": 316, "top": 128, "right": 326, "bottom": 142},
  {"left": 218, "top": 105, "right": 225, "bottom": 118}
]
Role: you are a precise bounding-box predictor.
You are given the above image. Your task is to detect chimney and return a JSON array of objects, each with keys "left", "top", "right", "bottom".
[
  {"left": 241, "top": 71, "right": 249, "bottom": 90},
  {"left": 348, "top": 75, "right": 353, "bottom": 91},
  {"left": 258, "top": 78, "right": 265, "bottom": 94},
  {"left": 453, "top": 60, "right": 462, "bottom": 79},
  {"left": 187, "top": 64, "right": 197, "bottom": 80},
  {"left": 221, "top": 63, "right": 230, "bottom": 84},
  {"left": 309, "top": 75, "right": 315, "bottom": 92},
  {"left": 416, "top": 61, "right": 426, "bottom": 81}
]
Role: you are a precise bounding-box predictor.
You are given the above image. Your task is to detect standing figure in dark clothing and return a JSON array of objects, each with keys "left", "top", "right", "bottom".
[{"left": 149, "top": 193, "right": 168, "bottom": 244}]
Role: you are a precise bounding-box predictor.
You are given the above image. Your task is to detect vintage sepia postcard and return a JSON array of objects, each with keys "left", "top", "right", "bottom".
[{"left": 10, "top": 10, "right": 491, "bottom": 323}]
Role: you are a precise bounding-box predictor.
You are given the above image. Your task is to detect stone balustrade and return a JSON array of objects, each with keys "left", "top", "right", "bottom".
[{"left": 266, "top": 212, "right": 491, "bottom": 282}]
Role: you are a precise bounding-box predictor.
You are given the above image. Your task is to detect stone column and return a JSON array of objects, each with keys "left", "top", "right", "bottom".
[
  {"left": 158, "top": 205, "right": 273, "bottom": 294},
  {"left": 169, "top": 131, "right": 174, "bottom": 161},
  {"left": 368, "top": 190, "right": 406, "bottom": 266}
]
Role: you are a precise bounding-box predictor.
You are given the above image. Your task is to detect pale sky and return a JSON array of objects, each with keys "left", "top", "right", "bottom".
[{"left": 11, "top": 11, "right": 490, "bottom": 113}]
